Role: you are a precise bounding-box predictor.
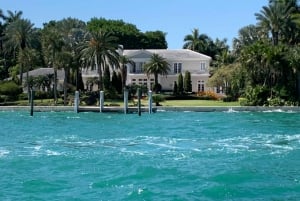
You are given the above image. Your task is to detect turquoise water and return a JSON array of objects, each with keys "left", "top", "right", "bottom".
[{"left": 0, "top": 110, "right": 300, "bottom": 200}]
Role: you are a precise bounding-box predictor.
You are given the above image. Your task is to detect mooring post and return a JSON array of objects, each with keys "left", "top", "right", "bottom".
[
  {"left": 148, "top": 90, "right": 152, "bottom": 114},
  {"left": 74, "top": 91, "right": 79, "bottom": 113},
  {"left": 30, "top": 89, "right": 34, "bottom": 116},
  {"left": 124, "top": 89, "right": 128, "bottom": 114},
  {"left": 137, "top": 88, "right": 141, "bottom": 116},
  {"left": 100, "top": 90, "right": 104, "bottom": 112}
]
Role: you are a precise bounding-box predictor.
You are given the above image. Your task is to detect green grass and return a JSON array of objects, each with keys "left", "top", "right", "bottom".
[
  {"left": 162, "top": 100, "right": 240, "bottom": 107},
  {"left": 7, "top": 98, "right": 240, "bottom": 107}
]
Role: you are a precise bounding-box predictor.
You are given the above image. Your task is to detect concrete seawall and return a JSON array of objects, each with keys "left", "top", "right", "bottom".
[{"left": 1, "top": 105, "right": 300, "bottom": 112}]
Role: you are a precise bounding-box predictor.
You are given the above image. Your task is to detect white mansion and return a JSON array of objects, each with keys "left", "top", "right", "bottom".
[{"left": 82, "top": 49, "right": 212, "bottom": 93}]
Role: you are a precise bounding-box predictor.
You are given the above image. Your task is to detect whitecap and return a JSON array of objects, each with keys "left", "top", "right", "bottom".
[
  {"left": 224, "top": 108, "right": 238, "bottom": 113},
  {"left": 263, "top": 109, "right": 284, "bottom": 113},
  {"left": 0, "top": 149, "right": 9, "bottom": 157},
  {"left": 193, "top": 148, "right": 201, "bottom": 152},
  {"left": 156, "top": 109, "right": 166, "bottom": 112},
  {"left": 46, "top": 150, "right": 62, "bottom": 156},
  {"left": 34, "top": 145, "right": 42, "bottom": 151}
]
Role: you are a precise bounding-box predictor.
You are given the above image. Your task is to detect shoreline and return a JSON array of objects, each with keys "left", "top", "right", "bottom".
[{"left": 1, "top": 105, "right": 300, "bottom": 112}]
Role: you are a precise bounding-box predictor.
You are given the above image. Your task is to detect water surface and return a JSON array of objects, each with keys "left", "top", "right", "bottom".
[{"left": 0, "top": 110, "right": 299, "bottom": 200}]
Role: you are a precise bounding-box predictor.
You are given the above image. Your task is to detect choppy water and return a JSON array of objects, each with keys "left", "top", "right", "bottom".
[{"left": 0, "top": 110, "right": 300, "bottom": 200}]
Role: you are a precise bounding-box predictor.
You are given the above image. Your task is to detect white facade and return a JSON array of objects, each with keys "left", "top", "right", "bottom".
[
  {"left": 82, "top": 49, "right": 212, "bottom": 92},
  {"left": 124, "top": 49, "right": 211, "bottom": 92}
]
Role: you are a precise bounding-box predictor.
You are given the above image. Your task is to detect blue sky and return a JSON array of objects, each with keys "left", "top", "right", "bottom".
[{"left": 1, "top": 0, "right": 268, "bottom": 49}]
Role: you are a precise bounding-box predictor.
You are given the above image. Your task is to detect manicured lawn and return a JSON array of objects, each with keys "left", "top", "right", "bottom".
[
  {"left": 10, "top": 98, "right": 240, "bottom": 107},
  {"left": 162, "top": 100, "right": 240, "bottom": 107}
]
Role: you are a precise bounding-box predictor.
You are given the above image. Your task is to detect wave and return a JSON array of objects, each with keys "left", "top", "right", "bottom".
[{"left": 0, "top": 149, "right": 10, "bottom": 157}]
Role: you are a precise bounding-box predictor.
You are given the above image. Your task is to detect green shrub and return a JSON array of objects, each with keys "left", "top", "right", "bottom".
[
  {"left": 18, "top": 93, "right": 29, "bottom": 100},
  {"left": 164, "top": 95, "right": 199, "bottom": 100},
  {"left": 0, "top": 81, "right": 22, "bottom": 100},
  {"left": 152, "top": 94, "right": 165, "bottom": 106},
  {"left": 244, "top": 86, "right": 269, "bottom": 106},
  {"left": 81, "top": 91, "right": 98, "bottom": 106},
  {"left": 35, "top": 91, "right": 53, "bottom": 99},
  {"left": 268, "top": 97, "right": 284, "bottom": 106},
  {"left": 238, "top": 97, "right": 248, "bottom": 106}
]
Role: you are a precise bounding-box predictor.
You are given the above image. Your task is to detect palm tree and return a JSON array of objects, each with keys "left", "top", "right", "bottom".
[
  {"left": 233, "top": 25, "right": 263, "bottom": 54},
  {"left": 79, "top": 30, "right": 120, "bottom": 90},
  {"left": 4, "top": 10, "right": 23, "bottom": 24},
  {"left": 183, "top": 28, "right": 210, "bottom": 52},
  {"left": 55, "top": 18, "right": 86, "bottom": 105},
  {"left": 41, "top": 21, "right": 64, "bottom": 103},
  {"left": 255, "top": 1, "right": 295, "bottom": 45},
  {"left": 119, "top": 55, "right": 134, "bottom": 91},
  {"left": 143, "top": 53, "right": 170, "bottom": 93},
  {"left": 18, "top": 47, "right": 38, "bottom": 97},
  {"left": 4, "top": 18, "right": 34, "bottom": 84}
]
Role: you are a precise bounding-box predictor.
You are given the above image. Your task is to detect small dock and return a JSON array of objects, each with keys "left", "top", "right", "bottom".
[{"left": 78, "top": 106, "right": 157, "bottom": 113}]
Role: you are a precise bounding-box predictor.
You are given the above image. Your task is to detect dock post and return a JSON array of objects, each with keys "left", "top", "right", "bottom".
[
  {"left": 124, "top": 89, "right": 128, "bottom": 114},
  {"left": 148, "top": 90, "right": 152, "bottom": 114},
  {"left": 30, "top": 89, "right": 34, "bottom": 116},
  {"left": 74, "top": 91, "right": 79, "bottom": 113},
  {"left": 100, "top": 90, "right": 104, "bottom": 112},
  {"left": 137, "top": 88, "right": 141, "bottom": 116}
]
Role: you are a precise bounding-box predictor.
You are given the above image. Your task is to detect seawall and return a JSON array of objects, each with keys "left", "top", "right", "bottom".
[{"left": 1, "top": 105, "right": 300, "bottom": 112}]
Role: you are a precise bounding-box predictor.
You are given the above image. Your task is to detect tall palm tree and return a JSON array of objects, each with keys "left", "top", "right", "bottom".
[
  {"left": 56, "top": 18, "right": 86, "bottom": 105},
  {"left": 183, "top": 28, "right": 210, "bottom": 52},
  {"left": 19, "top": 47, "right": 38, "bottom": 96},
  {"left": 41, "top": 21, "right": 64, "bottom": 103},
  {"left": 4, "top": 18, "right": 34, "bottom": 84},
  {"left": 4, "top": 10, "right": 23, "bottom": 24},
  {"left": 79, "top": 30, "right": 120, "bottom": 90},
  {"left": 255, "top": 1, "right": 295, "bottom": 45},
  {"left": 143, "top": 53, "right": 170, "bottom": 93},
  {"left": 119, "top": 55, "right": 134, "bottom": 90}
]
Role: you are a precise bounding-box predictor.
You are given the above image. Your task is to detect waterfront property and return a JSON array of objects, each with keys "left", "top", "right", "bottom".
[
  {"left": 82, "top": 49, "right": 212, "bottom": 93},
  {"left": 16, "top": 49, "right": 212, "bottom": 95}
]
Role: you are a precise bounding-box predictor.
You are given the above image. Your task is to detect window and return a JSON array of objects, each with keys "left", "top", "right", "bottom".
[
  {"left": 200, "top": 62, "right": 206, "bottom": 71},
  {"left": 173, "top": 63, "right": 182, "bottom": 74},
  {"left": 131, "top": 62, "right": 144, "bottom": 73},
  {"left": 136, "top": 62, "right": 144, "bottom": 73},
  {"left": 198, "top": 80, "right": 205, "bottom": 92},
  {"left": 138, "top": 79, "right": 143, "bottom": 85}
]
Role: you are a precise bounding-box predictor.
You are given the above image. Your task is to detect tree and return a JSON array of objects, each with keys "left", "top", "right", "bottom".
[
  {"left": 143, "top": 53, "right": 170, "bottom": 93},
  {"left": 111, "top": 70, "right": 119, "bottom": 93},
  {"left": 87, "top": 18, "right": 168, "bottom": 49},
  {"left": 119, "top": 55, "right": 134, "bottom": 91},
  {"left": 55, "top": 18, "right": 86, "bottom": 105},
  {"left": 4, "top": 18, "right": 34, "bottom": 85},
  {"left": 183, "top": 28, "right": 208, "bottom": 52},
  {"left": 178, "top": 73, "right": 184, "bottom": 95},
  {"left": 184, "top": 71, "right": 192, "bottom": 93},
  {"left": 173, "top": 81, "right": 178, "bottom": 95},
  {"left": 103, "top": 65, "right": 111, "bottom": 90},
  {"left": 208, "top": 63, "right": 245, "bottom": 99},
  {"left": 41, "top": 21, "right": 64, "bottom": 104},
  {"left": 4, "top": 10, "right": 23, "bottom": 24},
  {"left": 233, "top": 25, "right": 262, "bottom": 54},
  {"left": 142, "top": 31, "right": 168, "bottom": 49},
  {"left": 79, "top": 30, "right": 120, "bottom": 91},
  {"left": 255, "top": 1, "right": 295, "bottom": 45},
  {"left": 19, "top": 47, "right": 39, "bottom": 100}
]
